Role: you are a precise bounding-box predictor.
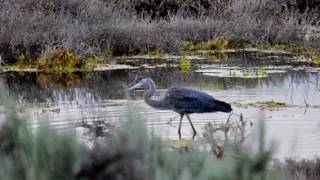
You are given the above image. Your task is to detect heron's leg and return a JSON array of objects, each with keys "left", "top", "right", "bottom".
[
  {"left": 178, "top": 113, "right": 184, "bottom": 139},
  {"left": 186, "top": 114, "right": 197, "bottom": 139}
]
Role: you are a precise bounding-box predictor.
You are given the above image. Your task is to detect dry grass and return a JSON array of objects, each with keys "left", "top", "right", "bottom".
[
  {"left": 274, "top": 158, "right": 320, "bottom": 180},
  {"left": 0, "top": 0, "right": 320, "bottom": 64}
]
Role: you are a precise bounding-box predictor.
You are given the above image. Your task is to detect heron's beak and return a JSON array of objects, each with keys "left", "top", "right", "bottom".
[{"left": 127, "top": 81, "right": 144, "bottom": 91}]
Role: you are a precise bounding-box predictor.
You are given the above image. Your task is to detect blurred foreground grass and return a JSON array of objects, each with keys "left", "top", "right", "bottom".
[{"left": 0, "top": 83, "right": 319, "bottom": 180}]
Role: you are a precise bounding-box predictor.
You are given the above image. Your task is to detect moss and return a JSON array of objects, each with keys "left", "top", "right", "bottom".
[{"left": 37, "top": 49, "right": 86, "bottom": 72}]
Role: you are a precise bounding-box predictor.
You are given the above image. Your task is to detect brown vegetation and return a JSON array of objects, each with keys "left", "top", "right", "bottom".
[{"left": 0, "top": 0, "right": 320, "bottom": 65}]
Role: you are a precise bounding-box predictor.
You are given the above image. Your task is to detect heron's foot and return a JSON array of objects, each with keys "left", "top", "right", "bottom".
[{"left": 192, "top": 131, "right": 197, "bottom": 139}]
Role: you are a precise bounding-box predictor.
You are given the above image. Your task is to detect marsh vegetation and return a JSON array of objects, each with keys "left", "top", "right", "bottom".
[
  {"left": 0, "top": 0, "right": 320, "bottom": 179},
  {"left": 1, "top": 0, "right": 320, "bottom": 69}
]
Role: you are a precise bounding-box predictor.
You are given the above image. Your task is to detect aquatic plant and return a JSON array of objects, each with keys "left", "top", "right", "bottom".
[{"left": 179, "top": 57, "right": 191, "bottom": 73}]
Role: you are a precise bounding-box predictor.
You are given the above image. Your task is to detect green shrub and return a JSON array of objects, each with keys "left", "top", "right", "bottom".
[
  {"left": 77, "top": 111, "right": 275, "bottom": 180},
  {"left": 0, "top": 82, "right": 84, "bottom": 180}
]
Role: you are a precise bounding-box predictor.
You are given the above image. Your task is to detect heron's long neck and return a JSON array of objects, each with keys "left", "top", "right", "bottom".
[{"left": 144, "top": 79, "right": 168, "bottom": 110}]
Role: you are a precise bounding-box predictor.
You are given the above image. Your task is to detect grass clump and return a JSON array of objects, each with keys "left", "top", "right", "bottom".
[
  {"left": 179, "top": 57, "right": 191, "bottom": 73},
  {"left": 139, "top": 48, "right": 164, "bottom": 57},
  {"left": 312, "top": 55, "right": 320, "bottom": 66},
  {"left": 17, "top": 54, "right": 36, "bottom": 68},
  {"left": 182, "top": 38, "right": 229, "bottom": 51},
  {"left": 37, "top": 49, "right": 89, "bottom": 72}
]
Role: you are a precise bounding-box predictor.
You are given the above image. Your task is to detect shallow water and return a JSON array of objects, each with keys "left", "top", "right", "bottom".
[{"left": 1, "top": 56, "right": 320, "bottom": 158}]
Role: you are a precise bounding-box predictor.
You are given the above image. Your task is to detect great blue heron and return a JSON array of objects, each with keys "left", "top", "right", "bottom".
[{"left": 128, "top": 75, "right": 232, "bottom": 139}]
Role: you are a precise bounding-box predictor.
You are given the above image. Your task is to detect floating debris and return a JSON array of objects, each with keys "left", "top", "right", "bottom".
[{"left": 232, "top": 100, "right": 320, "bottom": 110}]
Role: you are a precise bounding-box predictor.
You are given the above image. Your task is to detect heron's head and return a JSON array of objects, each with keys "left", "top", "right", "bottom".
[{"left": 127, "top": 75, "right": 148, "bottom": 91}]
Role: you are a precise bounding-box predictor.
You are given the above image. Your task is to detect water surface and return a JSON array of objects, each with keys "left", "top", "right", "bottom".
[{"left": 1, "top": 55, "right": 320, "bottom": 158}]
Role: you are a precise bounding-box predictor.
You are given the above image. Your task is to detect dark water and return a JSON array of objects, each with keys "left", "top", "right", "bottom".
[
  {"left": 1, "top": 60, "right": 320, "bottom": 158},
  {"left": 2, "top": 68, "right": 319, "bottom": 105}
]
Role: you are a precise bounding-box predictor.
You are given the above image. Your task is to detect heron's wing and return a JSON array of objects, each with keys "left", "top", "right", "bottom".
[{"left": 165, "top": 88, "right": 216, "bottom": 113}]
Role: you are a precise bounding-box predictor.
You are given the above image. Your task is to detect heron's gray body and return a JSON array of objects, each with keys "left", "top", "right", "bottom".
[
  {"left": 142, "top": 78, "right": 232, "bottom": 114},
  {"left": 129, "top": 76, "right": 232, "bottom": 139},
  {"left": 165, "top": 87, "right": 231, "bottom": 113}
]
